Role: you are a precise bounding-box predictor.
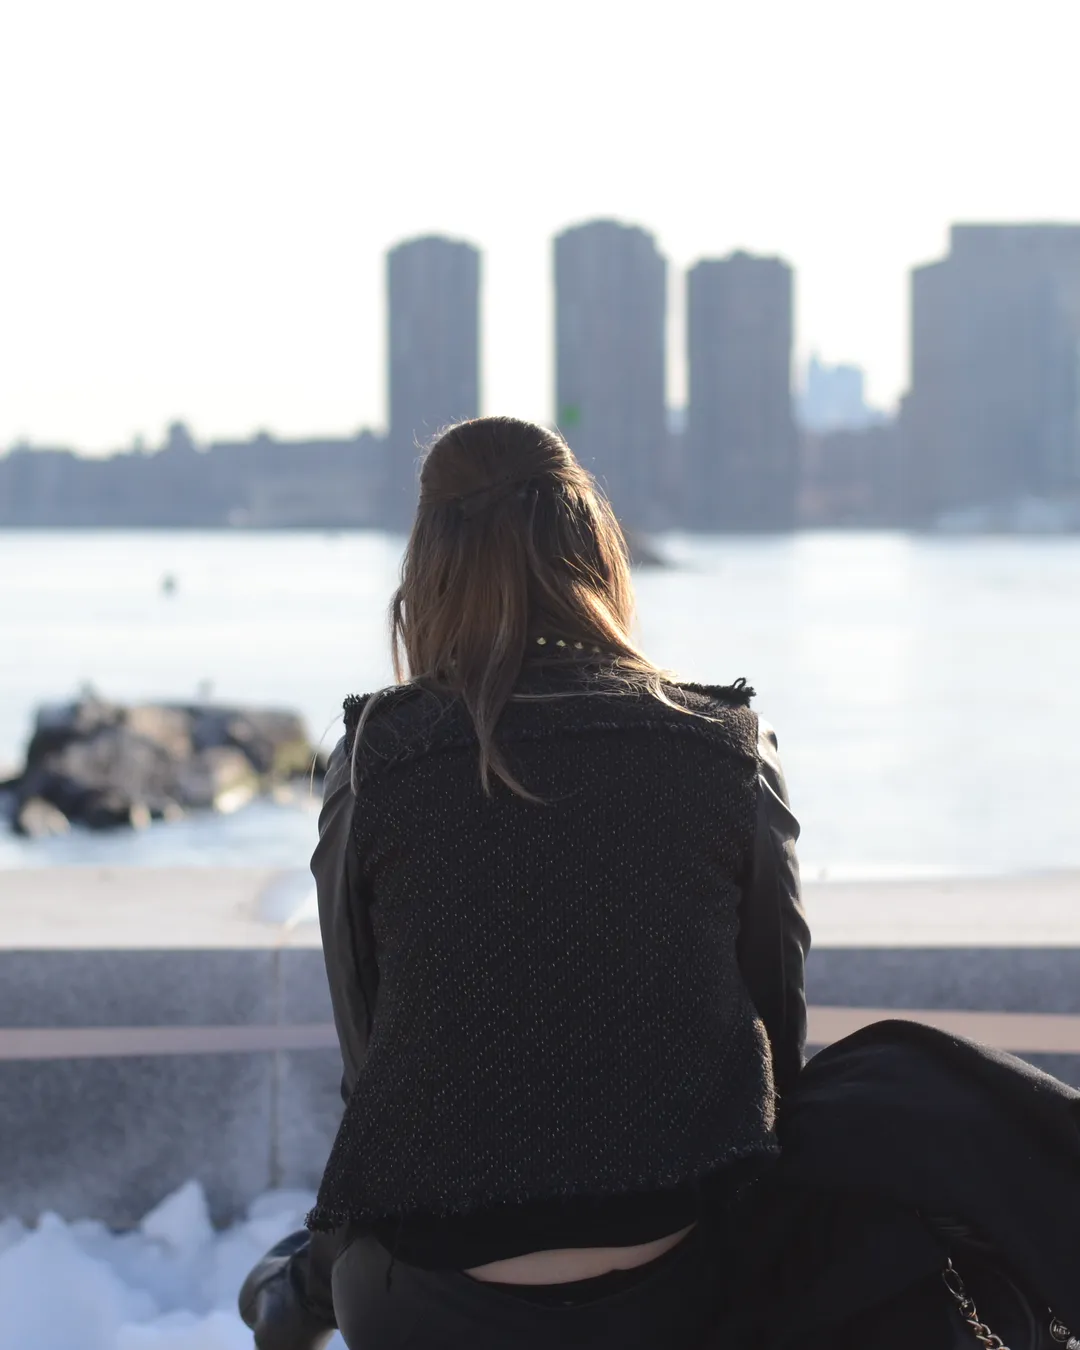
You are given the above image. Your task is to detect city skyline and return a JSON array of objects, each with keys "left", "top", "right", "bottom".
[
  {"left": 8, "top": 204, "right": 1079, "bottom": 470},
  {"left": 1, "top": 221, "right": 869, "bottom": 460},
  {"left": 7, "top": 211, "right": 1072, "bottom": 458},
  {"left": 2, "top": 0, "right": 1078, "bottom": 452},
  {"left": 8, "top": 216, "right": 1080, "bottom": 532}
]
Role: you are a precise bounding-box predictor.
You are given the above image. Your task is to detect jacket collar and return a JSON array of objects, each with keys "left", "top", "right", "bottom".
[{"left": 344, "top": 674, "right": 757, "bottom": 786}]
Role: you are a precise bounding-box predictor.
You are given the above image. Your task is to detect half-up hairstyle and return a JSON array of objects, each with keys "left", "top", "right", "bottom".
[{"left": 354, "top": 416, "right": 678, "bottom": 798}]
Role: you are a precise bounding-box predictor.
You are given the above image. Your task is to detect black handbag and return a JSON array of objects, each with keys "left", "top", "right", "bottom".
[{"left": 929, "top": 1217, "right": 1077, "bottom": 1349}]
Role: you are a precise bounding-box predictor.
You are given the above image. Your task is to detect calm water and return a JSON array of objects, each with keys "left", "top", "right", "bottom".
[{"left": 2, "top": 529, "right": 1078, "bottom": 878}]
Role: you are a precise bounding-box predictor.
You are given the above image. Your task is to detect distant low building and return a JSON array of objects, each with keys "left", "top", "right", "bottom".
[
  {"left": 207, "top": 431, "right": 385, "bottom": 528},
  {"left": 798, "top": 355, "right": 886, "bottom": 434},
  {"left": 799, "top": 420, "right": 901, "bottom": 527},
  {"left": 0, "top": 446, "right": 83, "bottom": 526},
  {"left": 0, "top": 426, "right": 386, "bottom": 529},
  {"left": 0, "top": 442, "right": 206, "bottom": 528}
]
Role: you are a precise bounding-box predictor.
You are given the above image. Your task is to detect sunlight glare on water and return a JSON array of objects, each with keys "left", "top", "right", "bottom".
[{"left": 1, "top": 529, "right": 1078, "bottom": 878}]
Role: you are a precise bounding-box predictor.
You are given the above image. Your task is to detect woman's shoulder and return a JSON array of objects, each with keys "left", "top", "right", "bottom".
[
  {"left": 344, "top": 685, "right": 410, "bottom": 733},
  {"left": 666, "top": 677, "right": 756, "bottom": 711},
  {"left": 341, "top": 673, "right": 763, "bottom": 784},
  {"left": 654, "top": 677, "right": 760, "bottom": 757},
  {"left": 342, "top": 683, "right": 466, "bottom": 774},
  {"left": 506, "top": 670, "right": 761, "bottom": 760},
  {"left": 343, "top": 684, "right": 453, "bottom": 733}
]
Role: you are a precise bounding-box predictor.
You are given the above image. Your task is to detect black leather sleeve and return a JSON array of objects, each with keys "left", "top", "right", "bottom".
[
  {"left": 239, "top": 1229, "right": 338, "bottom": 1347},
  {"left": 310, "top": 735, "right": 379, "bottom": 1104},
  {"left": 736, "top": 718, "right": 810, "bottom": 1100},
  {"left": 265, "top": 736, "right": 380, "bottom": 1333}
]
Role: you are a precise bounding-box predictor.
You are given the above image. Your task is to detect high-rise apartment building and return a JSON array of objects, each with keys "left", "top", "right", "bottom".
[
  {"left": 554, "top": 221, "right": 667, "bottom": 529},
  {"left": 684, "top": 252, "right": 797, "bottom": 530},
  {"left": 386, "top": 235, "right": 480, "bottom": 525},
  {"left": 902, "top": 224, "right": 1080, "bottom": 521}
]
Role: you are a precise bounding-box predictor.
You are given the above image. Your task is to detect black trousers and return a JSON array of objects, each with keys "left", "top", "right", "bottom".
[{"left": 331, "top": 1223, "right": 725, "bottom": 1350}]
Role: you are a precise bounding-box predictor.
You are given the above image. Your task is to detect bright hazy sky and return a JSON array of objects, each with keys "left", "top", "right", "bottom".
[{"left": 2, "top": 0, "right": 1078, "bottom": 453}]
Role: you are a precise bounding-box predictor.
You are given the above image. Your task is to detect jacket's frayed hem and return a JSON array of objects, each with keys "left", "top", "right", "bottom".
[
  {"left": 676, "top": 678, "right": 756, "bottom": 707},
  {"left": 306, "top": 1205, "right": 350, "bottom": 1234},
  {"left": 305, "top": 1136, "right": 780, "bottom": 1234}
]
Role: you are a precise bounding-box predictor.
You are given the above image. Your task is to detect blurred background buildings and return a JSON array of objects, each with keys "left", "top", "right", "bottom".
[
  {"left": 386, "top": 236, "right": 481, "bottom": 529},
  {"left": 554, "top": 221, "right": 669, "bottom": 530},
  {"left": 901, "top": 224, "right": 1080, "bottom": 527},
  {"left": 2, "top": 220, "right": 1079, "bottom": 533},
  {"left": 684, "top": 252, "right": 798, "bottom": 532}
]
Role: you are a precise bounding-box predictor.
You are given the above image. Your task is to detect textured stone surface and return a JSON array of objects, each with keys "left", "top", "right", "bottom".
[
  {"left": 0, "top": 1051, "right": 272, "bottom": 1226},
  {"left": 0, "top": 948, "right": 277, "bottom": 1028},
  {"left": 277, "top": 945, "right": 334, "bottom": 1024},
  {"left": 1, "top": 867, "right": 1079, "bottom": 1222},
  {"left": 275, "top": 1048, "right": 345, "bottom": 1192},
  {"left": 806, "top": 947, "right": 1080, "bottom": 1086},
  {"left": 0, "top": 948, "right": 280, "bottom": 1224},
  {"left": 273, "top": 947, "right": 342, "bottom": 1192},
  {"left": 806, "top": 947, "right": 1080, "bottom": 1015}
]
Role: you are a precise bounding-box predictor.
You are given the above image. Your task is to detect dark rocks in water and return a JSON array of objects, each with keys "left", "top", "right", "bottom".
[
  {"left": 6, "top": 697, "right": 323, "bottom": 835},
  {"left": 15, "top": 797, "right": 71, "bottom": 839},
  {"left": 175, "top": 745, "right": 260, "bottom": 814}
]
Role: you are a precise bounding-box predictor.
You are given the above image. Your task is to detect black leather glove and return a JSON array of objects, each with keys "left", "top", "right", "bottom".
[{"left": 238, "top": 1230, "right": 338, "bottom": 1350}]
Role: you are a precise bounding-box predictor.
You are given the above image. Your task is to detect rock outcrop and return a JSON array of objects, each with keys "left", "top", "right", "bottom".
[{"left": 5, "top": 697, "right": 325, "bottom": 835}]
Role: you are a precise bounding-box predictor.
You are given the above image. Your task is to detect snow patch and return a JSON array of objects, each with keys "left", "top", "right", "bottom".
[{"left": 0, "top": 1183, "right": 344, "bottom": 1350}]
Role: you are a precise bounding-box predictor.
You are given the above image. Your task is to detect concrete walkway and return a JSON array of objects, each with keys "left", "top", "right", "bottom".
[{"left": 3, "top": 865, "right": 1079, "bottom": 948}]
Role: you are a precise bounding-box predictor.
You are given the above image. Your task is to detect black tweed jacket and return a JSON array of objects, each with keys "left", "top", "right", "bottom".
[{"left": 307, "top": 671, "right": 808, "bottom": 1232}]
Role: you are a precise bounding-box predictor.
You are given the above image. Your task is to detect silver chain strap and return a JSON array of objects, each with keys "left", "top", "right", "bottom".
[
  {"left": 942, "top": 1262, "right": 1011, "bottom": 1349},
  {"left": 942, "top": 1260, "right": 1079, "bottom": 1350}
]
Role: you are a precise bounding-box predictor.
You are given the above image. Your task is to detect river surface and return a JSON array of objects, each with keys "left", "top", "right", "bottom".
[{"left": 2, "top": 529, "right": 1078, "bottom": 878}]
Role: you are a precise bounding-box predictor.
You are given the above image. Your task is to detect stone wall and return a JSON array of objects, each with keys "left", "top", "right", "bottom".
[{"left": 1, "top": 868, "right": 1078, "bottom": 1226}]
